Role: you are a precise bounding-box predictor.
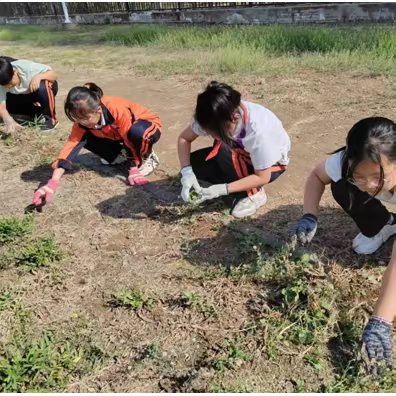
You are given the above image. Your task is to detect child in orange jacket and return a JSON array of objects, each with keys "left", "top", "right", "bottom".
[{"left": 33, "top": 83, "right": 161, "bottom": 206}]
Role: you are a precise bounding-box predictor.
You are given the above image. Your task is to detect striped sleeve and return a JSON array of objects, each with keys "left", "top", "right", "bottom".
[{"left": 52, "top": 124, "right": 87, "bottom": 170}]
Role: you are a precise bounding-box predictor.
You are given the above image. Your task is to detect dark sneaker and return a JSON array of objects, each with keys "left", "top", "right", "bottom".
[{"left": 40, "top": 121, "right": 59, "bottom": 132}]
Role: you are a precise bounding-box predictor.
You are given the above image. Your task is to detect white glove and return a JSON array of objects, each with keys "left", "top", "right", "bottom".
[
  {"left": 196, "top": 184, "right": 228, "bottom": 204},
  {"left": 181, "top": 166, "right": 202, "bottom": 202}
]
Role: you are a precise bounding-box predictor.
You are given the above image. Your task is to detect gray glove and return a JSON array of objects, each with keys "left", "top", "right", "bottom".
[
  {"left": 362, "top": 316, "right": 393, "bottom": 370},
  {"left": 290, "top": 213, "right": 318, "bottom": 244}
]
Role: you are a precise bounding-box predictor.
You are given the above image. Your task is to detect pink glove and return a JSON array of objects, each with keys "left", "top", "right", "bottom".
[
  {"left": 33, "top": 179, "right": 59, "bottom": 206},
  {"left": 128, "top": 167, "right": 149, "bottom": 186}
]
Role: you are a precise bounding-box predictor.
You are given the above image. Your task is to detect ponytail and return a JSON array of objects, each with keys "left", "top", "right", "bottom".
[
  {"left": 83, "top": 82, "right": 103, "bottom": 98},
  {"left": 65, "top": 82, "right": 103, "bottom": 122}
]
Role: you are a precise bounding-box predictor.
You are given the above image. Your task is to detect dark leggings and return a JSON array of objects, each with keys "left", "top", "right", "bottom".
[
  {"left": 6, "top": 80, "right": 58, "bottom": 125},
  {"left": 190, "top": 141, "right": 286, "bottom": 200},
  {"left": 331, "top": 179, "right": 391, "bottom": 237},
  {"left": 62, "top": 119, "right": 161, "bottom": 168}
]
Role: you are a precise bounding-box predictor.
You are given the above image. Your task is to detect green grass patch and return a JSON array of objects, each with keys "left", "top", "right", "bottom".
[
  {"left": 0, "top": 215, "right": 62, "bottom": 271},
  {"left": 0, "top": 215, "right": 33, "bottom": 244},
  {"left": 0, "top": 331, "right": 104, "bottom": 392},
  {"left": 0, "top": 287, "right": 15, "bottom": 312},
  {"left": 14, "top": 235, "right": 62, "bottom": 269},
  {"left": 182, "top": 291, "right": 217, "bottom": 319},
  {"left": 213, "top": 340, "right": 251, "bottom": 372},
  {"left": 1, "top": 24, "right": 395, "bottom": 75},
  {"left": 111, "top": 288, "right": 148, "bottom": 311},
  {"left": 2, "top": 24, "right": 395, "bottom": 56}
]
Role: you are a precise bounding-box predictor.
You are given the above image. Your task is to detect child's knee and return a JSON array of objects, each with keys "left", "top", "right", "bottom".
[{"left": 36, "top": 80, "right": 50, "bottom": 100}]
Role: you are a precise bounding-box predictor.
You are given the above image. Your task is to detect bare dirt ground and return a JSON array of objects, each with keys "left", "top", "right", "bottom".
[{"left": 0, "top": 43, "right": 395, "bottom": 392}]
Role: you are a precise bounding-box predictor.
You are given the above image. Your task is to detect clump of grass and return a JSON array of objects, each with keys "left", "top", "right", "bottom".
[
  {"left": 0, "top": 332, "right": 104, "bottom": 392},
  {"left": 0, "top": 215, "right": 63, "bottom": 271},
  {"left": 14, "top": 236, "right": 62, "bottom": 269},
  {"left": 213, "top": 340, "right": 251, "bottom": 372},
  {"left": 0, "top": 287, "right": 14, "bottom": 312},
  {"left": 141, "top": 341, "right": 160, "bottom": 360},
  {"left": 182, "top": 291, "right": 217, "bottom": 319},
  {"left": 0, "top": 215, "right": 33, "bottom": 244},
  {"left": 111, "top": 288, "right": 147, "bottom": 311}
]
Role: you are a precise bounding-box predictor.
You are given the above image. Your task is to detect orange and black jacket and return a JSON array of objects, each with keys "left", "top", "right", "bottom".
[{"left": 52, "top": 96, "right": 161, "bottom": 170}]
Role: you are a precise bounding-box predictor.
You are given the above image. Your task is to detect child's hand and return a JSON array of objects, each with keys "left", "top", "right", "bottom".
[
  {"left": 29, "top": 75, "right": 42, "bottom": 92},
  {"left": 128, "top": 167, "right": 149, "bottom": 186},
  {"left": 289, "top": 214, "right": 318, "bottom": 244},
  {"left": 180, "top": 166, "right": 202, "bottom": 202},
  {"left": 196, "top": 184, "right": 228, "bottom": 204},
  {"left": 362, "top": 316, "right": 393, "bottom": 373},
  {"left": 33, "top": 179, "right": 59, "bottom": 207},
  {"left": 4, "top": 117, "right": 24, "bottom": 135}
]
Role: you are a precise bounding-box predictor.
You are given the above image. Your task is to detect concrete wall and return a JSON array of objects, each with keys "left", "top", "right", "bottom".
[{"left": 0, "top": 3, "right": 395, "bottom": 26}]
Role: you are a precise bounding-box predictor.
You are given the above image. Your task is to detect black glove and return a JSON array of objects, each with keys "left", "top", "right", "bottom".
[{"left": 289, "top": 213, "right": 318, "bottom": 244}]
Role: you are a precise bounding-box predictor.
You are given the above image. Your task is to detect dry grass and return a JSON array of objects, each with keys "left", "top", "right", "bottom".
[{"left": 0, "top": 40, "right": 395, "bottom": 391}]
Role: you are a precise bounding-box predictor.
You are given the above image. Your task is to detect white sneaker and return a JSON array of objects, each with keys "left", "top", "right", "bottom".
[
  {"left": 139, "top": 151, "right": 160, "bottom": 177},
  {"left": 353, "top": 223, "right": 396, "bottom": 254},
  {"left": 231, "top": 188, "right": 267, "bottom": 218}
]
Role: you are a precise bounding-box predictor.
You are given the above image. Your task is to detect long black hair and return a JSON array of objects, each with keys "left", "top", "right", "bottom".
[
  {"left": 64, "top": 82, "right": 103, "bottom": 122},
  {"left": 194, "top": 81, "right": 241, "bottom": 147},
  {"left": 0, "top": 57, "right": 15, "bottom": 86},
  {"left": 336, "top": 117, "right": 396, "bottom": 198}
]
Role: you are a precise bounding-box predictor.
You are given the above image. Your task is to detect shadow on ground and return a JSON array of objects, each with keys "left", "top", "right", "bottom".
[{"left": 180, "top": 204, "right": 392, "bottom": 272}]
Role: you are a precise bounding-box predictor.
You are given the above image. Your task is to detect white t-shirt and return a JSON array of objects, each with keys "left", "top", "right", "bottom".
[
  {"left": 191, "top": 100, "right": 291, "bottom": 170},
  {"left": 325, "top": 150, "right": 396, "bottom": 203},
  {"left": 0, "top": 59, "right": 52, "bottom": 104}
]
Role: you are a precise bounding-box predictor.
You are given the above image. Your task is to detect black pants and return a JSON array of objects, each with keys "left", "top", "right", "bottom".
[
  {"left": 190, "top": 142, "right": 286, "bottom": 200},
  {"left": 331, "top": 179, "right": 391, "bottom": 237},
  {"left": 6, "top": 80, "right": 58, "bottom": 126},
  {"left": 75, "top": 120, "right": 161, "bottom": 167}
]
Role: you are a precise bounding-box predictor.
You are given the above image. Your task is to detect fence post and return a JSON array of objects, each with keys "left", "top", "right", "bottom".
[{"left": 61, "top": 2, "right": 71, "bottom": 23}]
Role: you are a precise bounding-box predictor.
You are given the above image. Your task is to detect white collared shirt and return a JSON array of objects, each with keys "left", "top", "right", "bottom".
[{"left": 191, "top": 100, "right": 291, "bottom": 170}]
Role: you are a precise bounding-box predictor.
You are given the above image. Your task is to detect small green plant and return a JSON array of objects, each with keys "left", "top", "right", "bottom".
[
  {"left": 182, "top": 291, "right": 217, "bottom": 319},
  {"left": 0, "top": 288, "right": 14, "bottom": 312},
  {"left": 304, "top": 354, "right": 322, "bottom": 371},
  {"left": 214, "top": 340, "right": 251, "bottom": 371},
  {"left": 0, "top": 215, "right": 33, "bottom": 244},
  {"left": 182, "top": 291, "right": 201, "bottom": 307},
  {"left": 15, "top": 236, "right": 62, "bottom": 269},
  {"left": 0, "top": 332, "right": 104, "bottom": 392},
  {"left": 112, "top": 288, "right": 147, "bottom": 311},
  {"left": 142, "top": 341, "right": 160, "bottom": 359},
  {"left": 292, "top": 377, "right": 305, "bottom": 392}
]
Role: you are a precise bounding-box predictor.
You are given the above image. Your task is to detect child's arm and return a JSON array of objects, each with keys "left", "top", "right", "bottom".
[
  {"left": 177, "top": 126, "right": 199, "bottom": 168},
  {"left": 177, "top": 126, "right": 203, "bottom": 202},
  {"left": 32, "top": 126, "right": 85, "bottom": 207},
  {"left": 302, "top": 159, "right": 332, "bottom": 216},
  {"left": 362, "top": 242, "right": 396, "bottom": 369},
  {"left": 290, "top": 159, "right": 332, "bottom": 244},
  {"left": 227, "top": 168, "right": 274, "bottom": 193},
  {"left": 32, "top": 167, "right": 64, "bottom": 207},
  {"left": 29, "top": 70, "right": 57, "bottom": 92},
  {"left": 373, "top": 243, "right": 396, "bottom": 322}
]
